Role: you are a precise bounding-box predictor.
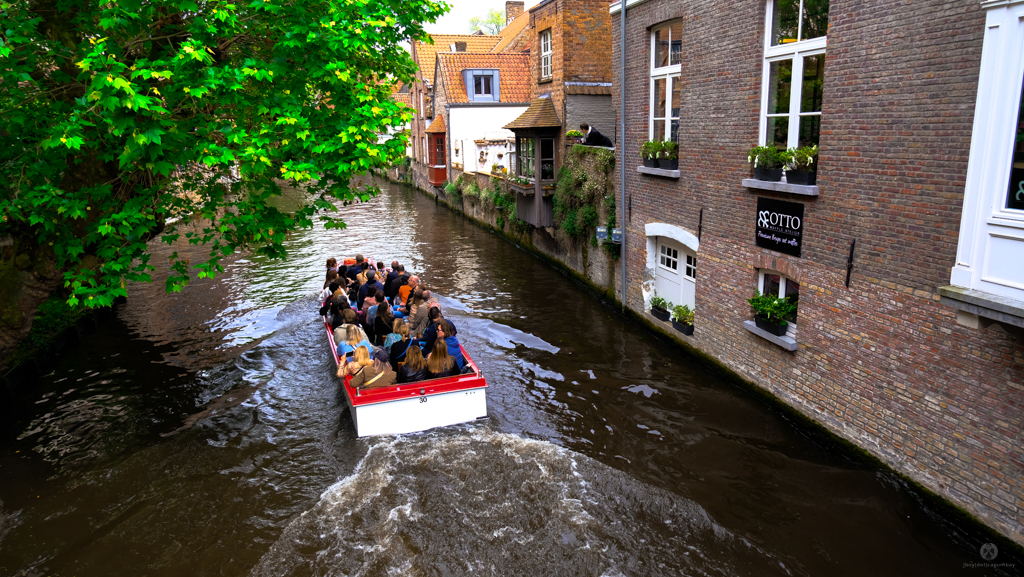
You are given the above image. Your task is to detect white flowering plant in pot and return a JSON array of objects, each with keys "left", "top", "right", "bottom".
[{"left": 785, "top": 144, "right": 818, "bottom": 185}]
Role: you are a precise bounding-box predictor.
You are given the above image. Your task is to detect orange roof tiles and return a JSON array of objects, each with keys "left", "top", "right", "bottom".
[
  {"left": 491, "top": 11, "right": 531, "bottom": 53},
  {"left": 436, "top": 52, "right": 531, "bottom": 104},
  {"left": 425, "top": 114, "right": 446, "bottom": 134},
  {"left": 392, "top": 92, "right": 412, "bottom": 108},
  {"left": 504, "top": 97, "right": 563, "bottom": 130},
  {"left": 413, "top": 34, "right": 502, "bottom": 85}
]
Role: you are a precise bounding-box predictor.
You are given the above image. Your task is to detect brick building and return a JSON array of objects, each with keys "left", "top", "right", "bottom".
[
  {"left": 611, "top": 0, "right": 1024, "bottom": 544},
  {"left": 504, "top": 0, "right": 617, "bottom": 225}
]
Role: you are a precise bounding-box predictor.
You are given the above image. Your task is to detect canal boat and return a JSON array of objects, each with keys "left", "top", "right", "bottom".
[{"left": 322, "top": 306, "right": 488, "bottom": 437}]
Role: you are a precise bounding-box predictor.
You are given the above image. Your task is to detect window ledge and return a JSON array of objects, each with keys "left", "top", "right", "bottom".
[
  {"left": 937, "top": 285, "right": 1024, "bottom": 330},
  {"left": 742, "top": 178, "right": 819, "bottom": 197},
  {"left": 637, "top": 166, "right": 680, "bottom": 178},
  {"left": 742, "top": 320, "right": 798, "bottom": 351}
]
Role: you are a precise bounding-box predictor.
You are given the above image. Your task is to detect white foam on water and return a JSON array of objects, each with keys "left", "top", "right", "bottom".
[{"left": 251, "top": 429, "right": 794, "bottom": 577}]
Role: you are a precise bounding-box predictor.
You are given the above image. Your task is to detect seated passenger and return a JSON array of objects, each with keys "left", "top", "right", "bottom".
[
  {"left": 345, "top": 254, "right": 364, "bottom": 283},
  {"left": 397, "top": 344, "right": 429, "bottom": 384},
  {"left": 340, "top": 346, "right": 397, "bottom": 388},
  {"left": 330, "top": 303, "right": 358, "bottom": 332},
  {"left": 319, "top": 279, "right": 339, "bottom": 304},
  {"left": 383, "top": 318, "right": 406, "bottom": 350},
  {"left": 336, "top": 324, "right": 372, "bottom": 359},
  {"left": 418, "top": 307, "right": 458, "bottom": 356},
  {"left": 388, "top": 321, "right": 415, "bottom": 370},
  {"left": 357, "top": 270, "right": 385, "bottom": 310},
  {"left": 435, "top": 319, "right": 466, "bottom": 370},
  {"left": 322, "top": 268, "right": 339, "bottom": 291},
  {"left": 372, "top": 296, "right": 395, "bottom": 346},
  {"left": 406, "top": 289, "right": 430, "bottom": 337},
  {"left": 426, "top": 339, "right": 460, "bottom": 379}
]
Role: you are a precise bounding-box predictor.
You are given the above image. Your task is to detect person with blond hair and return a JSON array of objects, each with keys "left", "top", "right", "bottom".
[
  {"left": 397, "top": 344, "right": 429, "bottom": 383},
  {"left": 388, "top": 321, "right": 415, "bottom": 370},
  {"left": 336, "top": 324, "right": 372, "bottom": 358},
  {"left": 426, "top": 339, "right": 459, "bottom": 379},
  {"left": 340, "top": 346, "right": 396, "bottom": 388}
]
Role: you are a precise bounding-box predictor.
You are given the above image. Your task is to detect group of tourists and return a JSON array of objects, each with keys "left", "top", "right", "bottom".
[{"left": 318, "top": 255, "right": 467, "bottom": 389}]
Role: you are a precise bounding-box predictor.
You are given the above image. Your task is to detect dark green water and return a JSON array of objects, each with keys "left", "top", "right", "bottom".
[{"left": 0, "top": 179, "right": 1017, "bottom": 576}]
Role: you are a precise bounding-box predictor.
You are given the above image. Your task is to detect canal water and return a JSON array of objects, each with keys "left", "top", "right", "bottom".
[{"left": 0, "top": 179, "right": 1015, "bottom": 576}]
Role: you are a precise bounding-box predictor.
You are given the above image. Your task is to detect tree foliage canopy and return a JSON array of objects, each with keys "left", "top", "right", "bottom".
[
  {"left": 468, "top": 8, "right": 503, "bottom": 35},
  {"left": 0, "top": 0, "right": 446, "bottom": 308}
]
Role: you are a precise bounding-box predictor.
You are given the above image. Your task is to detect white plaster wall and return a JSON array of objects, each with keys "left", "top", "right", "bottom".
[{"left": 450, "top": 106, "right": 527, "bottom": 174}]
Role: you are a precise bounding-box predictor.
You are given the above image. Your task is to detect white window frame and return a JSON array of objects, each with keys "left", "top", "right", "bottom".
[
  {"left": 948, "top": 1, "right": 1024, "bottom": 303},
  {"left": 659, "top": 244, "right": 679, "bottom": 272},
  {"left": 649, "top": 21, "right": 682, "bottom": 142},
  {"left": 758, "top": 1, "right": 828, "bottom": 150},
  {"left": 473, "top": 75, "right": 493, "bottom": 97},
  {"left": 684, "top": 254, "right": 696, "bottom": 280},
  {"left": 758, "top": 270, "right": 799, "bottom": 327},
  {"left": 540, "top": 30, "right": 552, "bottom": 80}
]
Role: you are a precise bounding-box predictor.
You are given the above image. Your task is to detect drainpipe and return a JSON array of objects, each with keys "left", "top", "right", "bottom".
[
  {"left": 619, "top": 0, "right": 627, "bottom": 313},
  {"left": 446, "top": 103, "right": 452, "bottom": 184}
]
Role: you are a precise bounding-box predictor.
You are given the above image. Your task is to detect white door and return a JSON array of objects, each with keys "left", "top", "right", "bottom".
[{"left": 655, "top": 239, "right": 696, "bottom": 309}]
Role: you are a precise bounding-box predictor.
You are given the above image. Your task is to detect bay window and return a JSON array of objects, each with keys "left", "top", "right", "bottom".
[
  {"left": 942, "top": 1, "right": 1024, "bottom": 327},
  {"left": 518, "top": 136, "right": 534, "bottom": 181},
  {"left": 650, "top": 21, "right": 682, "bottom": 142},
  {"left": 760, "top": 0, "right": 828, "bottom": 150}
]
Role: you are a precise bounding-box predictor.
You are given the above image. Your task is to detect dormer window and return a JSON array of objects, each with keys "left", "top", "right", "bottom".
[{"left": 462, "top": 69, "right": 501, "bottom": 102}]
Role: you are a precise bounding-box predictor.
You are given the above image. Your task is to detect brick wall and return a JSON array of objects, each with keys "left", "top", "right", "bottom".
[{"left": 613, "top": 0, "right": 1024, "bottom": 544}]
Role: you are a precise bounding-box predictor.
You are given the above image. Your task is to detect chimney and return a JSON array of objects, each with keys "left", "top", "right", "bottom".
[
  {"left": 455, "top": 41, "right": 467, "bottom": 52},
  {"left": 505, "top": 1, "right": 524, "bottom": 25}
]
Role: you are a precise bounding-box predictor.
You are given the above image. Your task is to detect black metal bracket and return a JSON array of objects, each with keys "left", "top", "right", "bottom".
[
  {"left": 845, "top": 239, "right": 856, "bottom": 288},
  {"left": 698, "top": 208, "right": 704, "bottom": 241},
  {"left": 628, "top": 193, "right": 632, "bottom": 222}
]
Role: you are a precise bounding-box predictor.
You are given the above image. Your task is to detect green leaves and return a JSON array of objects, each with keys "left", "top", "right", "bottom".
[{"left": 1, "top": 0, "right": 447, "bottom": 308}]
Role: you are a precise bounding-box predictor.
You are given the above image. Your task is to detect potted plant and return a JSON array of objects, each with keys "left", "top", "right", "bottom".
[
  {"left": 671, "top": 304, "right": 694, "bottom": 335},
  {"left": 748, "top": 145, "right": 788, "bottom": 182},
  {"left": 566, "top": 129, "right": 584, "bottom": 144},
  {"left": 491, "top": 163, "right": 502, "bottom": 174},
  {"left": 785, "top": 144, "right": 818, "bottom": 185},
  {"left": 747, "top": 292, "right": 797, "bottom": 336},
  {"left": 641, "top": 141, "right": 660, "bottom": 168},
  {"left": 659, "top": 140, "right": 679, "bottom": 170},
  {"left": 649, "top": 294, "right": 672, "bottom": 321}
]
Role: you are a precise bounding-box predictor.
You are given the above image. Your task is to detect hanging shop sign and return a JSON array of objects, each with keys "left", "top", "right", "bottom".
[{"left": 756, "top": 197, "right": 804, "bottom": 257}]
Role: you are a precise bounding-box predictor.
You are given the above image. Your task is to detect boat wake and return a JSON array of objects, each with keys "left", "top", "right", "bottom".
[{"left": 251, "top": 429, "right": 794, "bottom": 577}]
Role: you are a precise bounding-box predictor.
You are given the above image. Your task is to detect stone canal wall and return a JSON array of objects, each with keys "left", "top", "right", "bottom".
[{"left": 389, "top": 152, "right": 622, "bottom": 300}]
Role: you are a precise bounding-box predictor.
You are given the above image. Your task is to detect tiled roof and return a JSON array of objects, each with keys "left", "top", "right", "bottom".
[
  {"left": 436, "top": 52, "right": 531, "bottom": 104},
  {"left": 413, "top": 34, "right": 502, "bottom": 84},
  {"left": 491, "top": 11, "right": 531, "bottom": 53},
  {"left": 504, "top": 97, "right": 563, "bottom": 130},
  {"left": 566, "top": 84, "right": 613, "bottom": 96},
  {"left": 392, "top": 92, "right": 412, "bottom": 108},
  {"left": 425, "top": 114, "right": 446, "bottom": 134}
]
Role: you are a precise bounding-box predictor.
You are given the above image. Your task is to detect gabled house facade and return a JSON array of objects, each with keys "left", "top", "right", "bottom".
[
  {"left": 409, "top": 34, "right": 503, "bottom": 172},
  {"left": 433, "top": 52, "right": 531, "bottom": 182},
  {"left": 611, "top": 0, "right": 1024, "bottom": 545}
]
